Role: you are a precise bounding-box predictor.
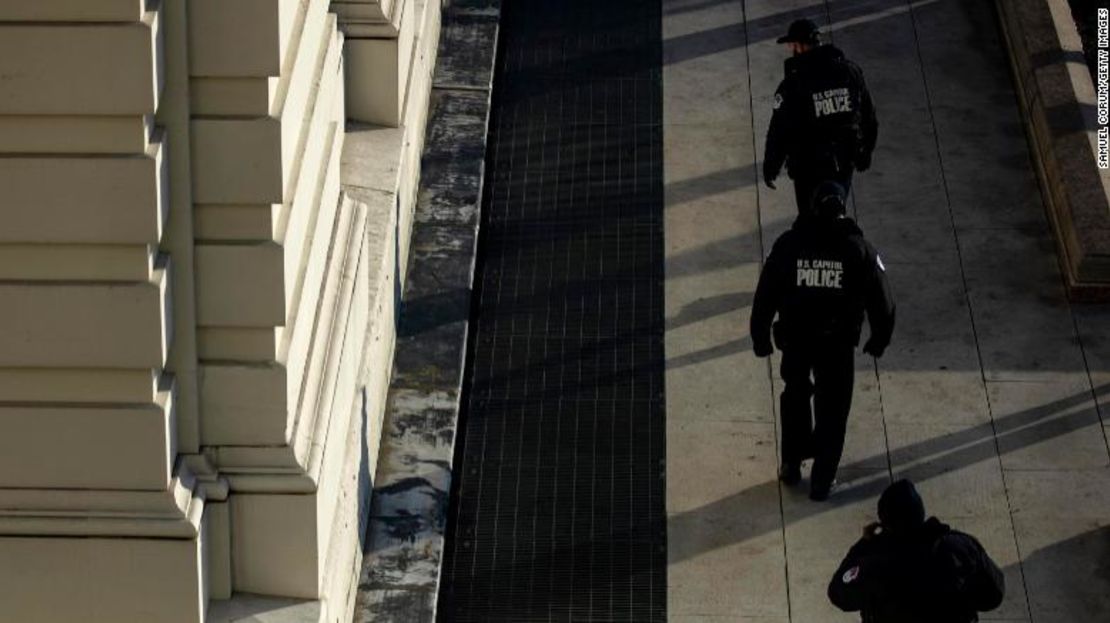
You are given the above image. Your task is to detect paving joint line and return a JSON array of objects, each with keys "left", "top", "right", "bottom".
[{"left": 903, "top": 0, "right": 1035, "bottom": 617}]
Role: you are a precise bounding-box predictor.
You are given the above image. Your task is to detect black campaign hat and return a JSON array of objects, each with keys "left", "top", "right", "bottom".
[{"left": 777, "top": 18, "right": 821, "bottom": 44}]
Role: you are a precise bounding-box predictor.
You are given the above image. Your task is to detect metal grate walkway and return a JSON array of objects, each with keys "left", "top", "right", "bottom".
[{"left": 437, "top": 0, "right": 666, "bottom": 621}]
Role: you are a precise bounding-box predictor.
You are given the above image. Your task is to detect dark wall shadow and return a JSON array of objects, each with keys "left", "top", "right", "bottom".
[
  {"left": 666, "top": 164, "right": 759, "bottom": 207},
  {"left": 666, "top": 291, "right": 753, "bottom": 331},
  {"left": 666, "top": 337, "right": 752, "bottom": 369},
  {"left": 1005, "top": 524, "right": 1110, "bottom": 620}
]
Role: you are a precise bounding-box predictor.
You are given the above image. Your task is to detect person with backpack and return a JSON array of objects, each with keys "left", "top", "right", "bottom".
[
  {"left": 750, "top": 180, "right": 895, "bottom": 501},
  {"left": 763, "top": 18, "right": 879, "bottom": 213},
  {"left": 828, "top": 479, "right": 1006, "bottom": 622}
]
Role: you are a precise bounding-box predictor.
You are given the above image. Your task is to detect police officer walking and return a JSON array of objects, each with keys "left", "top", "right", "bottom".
[
  {"left": 750, "top": 181, "right": 894, "bottom": 501},
  {"left": 828, "top": 479, "right": 1006, "bottom": 622},
  {"left": 763, "top": 19, "right": 879, "bottom": 214}
]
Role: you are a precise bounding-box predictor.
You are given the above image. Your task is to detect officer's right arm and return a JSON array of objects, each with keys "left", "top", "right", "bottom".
[
  {"left": 763, "top": 82, "right": 792, "bottom": 184},
  {"left": 751, "top": 241, "right": 787, "bottom": 357}
]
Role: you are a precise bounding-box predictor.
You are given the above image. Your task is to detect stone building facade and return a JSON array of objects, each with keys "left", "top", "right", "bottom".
[{"left": 0, "top": 0, "right": 441, "bottom": 620}]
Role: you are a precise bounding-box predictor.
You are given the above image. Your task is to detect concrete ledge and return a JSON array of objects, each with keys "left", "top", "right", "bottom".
[
  {"left": 208, "top": 594, "right": 321, "bottom": 623},
  {"left": 994, "top": 0, "right": 1110, "bottom": 299},
  {"left": 355, "top": 1, "right": 499, "bottom": 620}
]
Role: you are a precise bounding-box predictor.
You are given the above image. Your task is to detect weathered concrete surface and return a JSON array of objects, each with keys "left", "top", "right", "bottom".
[
  {"left": 354, "top": 3, "right": 499, "bottom": 621},
  {"left": 664, "top": 0, "right": 1110, "bottom": 620}
]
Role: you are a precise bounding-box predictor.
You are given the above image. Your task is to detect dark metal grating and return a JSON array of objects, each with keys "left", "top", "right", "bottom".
[{"left": 438, "top": 0, "right": 666, "bottom": 621}]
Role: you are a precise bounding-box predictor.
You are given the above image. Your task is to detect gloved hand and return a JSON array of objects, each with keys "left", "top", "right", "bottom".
[
  {"left": 754, "top": 340, "right": 774, "bottom": 358},
  {"left": 863, "top": 338, "right": 886, "bottom": 358},
  {"left": 763, "top": 163, "right": 778, "bottom": 189},
  {"left": 862, "top": 521, "right": 883, "bottom": 540},
  {"left": 856, "top": 150, "right": 872, "bottom": 172}
]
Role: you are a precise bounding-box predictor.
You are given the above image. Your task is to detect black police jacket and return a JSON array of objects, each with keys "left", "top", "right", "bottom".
[
  {"left": 827, "top": 518, "right": 1006, "bottom": 623},
  {"left": 750, "top": 216, "right": 894, "bottom": 353},
  {"left": 764, "top": 44, "right": 879, "bottom": 180}
]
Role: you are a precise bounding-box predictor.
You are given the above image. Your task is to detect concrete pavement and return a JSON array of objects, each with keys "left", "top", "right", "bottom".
[{"left": 663, "top": 0, "right": 1110, "bottom": 621}]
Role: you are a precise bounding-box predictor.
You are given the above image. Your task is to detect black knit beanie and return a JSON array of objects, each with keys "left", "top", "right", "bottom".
[{"left": 878, "top": 479, "right": 926, "bottom": 531}]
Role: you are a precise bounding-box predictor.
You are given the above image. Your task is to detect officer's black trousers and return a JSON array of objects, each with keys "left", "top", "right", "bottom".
[
  {"left": 792, "top": 170, "right": 853, "bottom": 214},
  {"left": 779, "top": 343, "right": 856, "bottom": 488}
]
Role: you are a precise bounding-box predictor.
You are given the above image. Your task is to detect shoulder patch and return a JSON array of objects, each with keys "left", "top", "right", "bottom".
[
  {"left": 842, "top": 566, "right": 860, "bottom": 584},
  {"left": 773, "top": 93, "right": 783, "bottom": 110}
]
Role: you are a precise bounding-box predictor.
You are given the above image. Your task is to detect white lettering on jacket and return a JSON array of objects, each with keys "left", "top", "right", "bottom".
[
  {"left": 812, "top": 87, "right": 852, "bottom": 118},
  {"left": 796, "top": 258, "right": 844, "bottom": 289}
]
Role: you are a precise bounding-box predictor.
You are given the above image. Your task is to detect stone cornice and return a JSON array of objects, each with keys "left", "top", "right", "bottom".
[{"left": 0, "top": 456, "right": 220, "bottom": 538}]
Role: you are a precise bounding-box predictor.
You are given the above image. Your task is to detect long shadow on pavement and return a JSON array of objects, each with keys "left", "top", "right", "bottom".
[{"left": 668, "top": 382, "right": 1110, "bottom": 563}]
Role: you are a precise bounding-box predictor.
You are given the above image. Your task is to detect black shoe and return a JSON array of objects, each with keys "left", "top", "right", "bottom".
[
  {"left": 809, "top": 479, "right": 838, "bottom": 502},
  {"left": 779, "top": 464, "right": 802, "bottom": 486}
]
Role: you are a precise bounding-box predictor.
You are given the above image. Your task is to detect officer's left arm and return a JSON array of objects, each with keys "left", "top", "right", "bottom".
[
  {"left": 862, "top": 242, "right": 895, "bottom": 356},
  {"left": 764, "top": 82, "right": 793, "bottom": 185},
  {"left": 966, "top": 536, "right": 1006, "bottom": 612}
]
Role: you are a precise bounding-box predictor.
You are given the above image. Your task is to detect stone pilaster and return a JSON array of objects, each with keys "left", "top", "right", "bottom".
[{"left": 0, "top": 2, "right": 211, "bottom": 620}]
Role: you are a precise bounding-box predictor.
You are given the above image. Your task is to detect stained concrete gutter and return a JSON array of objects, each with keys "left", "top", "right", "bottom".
[
  {"left": 353, "top": 1, "right": 500, "bottom": 620},
  {"left": 994, "top": 0, "right": 1110, "bottom": 300}
]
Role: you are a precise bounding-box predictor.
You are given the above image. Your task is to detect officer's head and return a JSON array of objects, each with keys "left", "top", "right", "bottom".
[
  {"left": 777, "top": 18, "right": 821, "bottom": 55},
  {"left": 878, "top": 479, "right": 926, "bottom": 534},
  {"left": 808, "top": 180, "right": 847, "bottom": 220}
]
